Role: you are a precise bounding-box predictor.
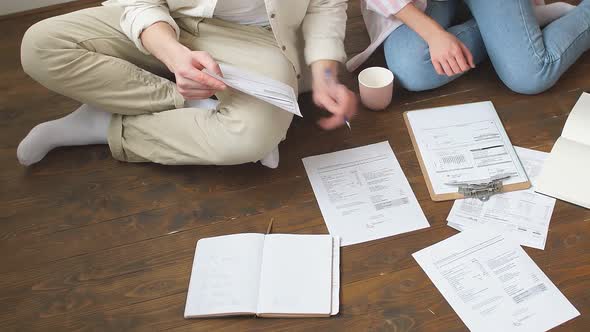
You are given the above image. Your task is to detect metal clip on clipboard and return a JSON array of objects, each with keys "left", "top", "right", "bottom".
[{"left": 446, "top": 175, "right": 511, "bottom": 202}]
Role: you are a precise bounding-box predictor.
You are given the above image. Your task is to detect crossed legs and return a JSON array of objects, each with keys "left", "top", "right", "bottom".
[{"left": 19, "top": 6, "right": 295, "bottom": 167}]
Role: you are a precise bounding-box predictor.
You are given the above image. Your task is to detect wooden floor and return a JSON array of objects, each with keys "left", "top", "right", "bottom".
[{"left": 1, "top": 1, "right": 589, "bottom": 331}]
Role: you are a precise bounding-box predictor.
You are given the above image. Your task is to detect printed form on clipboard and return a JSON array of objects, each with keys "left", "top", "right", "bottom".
[{"left": 403, "top": 101, "right": 531, "bottom": 201}]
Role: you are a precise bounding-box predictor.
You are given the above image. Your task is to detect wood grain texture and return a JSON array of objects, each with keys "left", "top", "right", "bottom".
[{"left": 1, "top": 1, "right": 589, "bottom": 331}]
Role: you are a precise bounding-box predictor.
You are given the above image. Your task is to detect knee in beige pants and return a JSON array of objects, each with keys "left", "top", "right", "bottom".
[
  {"left": 211, "top": 101, "right": 293, "bottom": 165},
  {"left": 21, "top": 17, "right": 57, "bottom": 84},
  {"left": 115, "top": 89, "right": 294, "bottom": 165},
  {"left": 20, "top": 7, "right": 177, "bottom": 115}
]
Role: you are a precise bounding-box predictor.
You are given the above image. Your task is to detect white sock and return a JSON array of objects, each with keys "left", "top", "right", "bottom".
[
  {"left": 17, "top": 104, "right": 111, "bottom": 166},
  {"left": 534, "top": 2, "right": 576, "bottom": 26},
  {"left": 259, "top": 146, "right": 280, "bottom": 169}
]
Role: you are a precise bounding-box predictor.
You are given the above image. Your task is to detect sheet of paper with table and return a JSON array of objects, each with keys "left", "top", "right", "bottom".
[
  {"left": 302, "top": 141, "right": 429, "bottom": 246},
  {"left": 447, "top": 147, "right": 556, "bottom": 250},
  {"left": 404, "top": 101, "right": 531, "bottom": 201},
  {"left": 536, "top": 92, "right": 590, "bottom": 209},
  {"left": 413, "top": 226, "right": 580, "bottom": 332},
  {"left": 204, "top": 63, "right": 302, "bottom": 117},
  {"left": 184, "top": 234, "right": 340, "bottom": 318}
]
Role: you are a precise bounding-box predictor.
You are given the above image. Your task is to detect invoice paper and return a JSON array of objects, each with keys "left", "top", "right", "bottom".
[
  {"left": 204, "top": 63, "right": 302, "bottom": 117},
  {"left": 406, "top": 101, "right": 529, "bottom": 195},
  {"left": 302, "top": 142, "right": 430, "bottom": 246},
  {"left": 447, "top": 147, "right": 556, "bottom": 250},
  {"left": 413, "top": 227, "right": 580, "bottom": 332}
]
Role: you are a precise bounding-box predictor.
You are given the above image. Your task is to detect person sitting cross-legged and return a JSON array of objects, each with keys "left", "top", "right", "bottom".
[{"left": 18, "top": 0, "right": 357, "bottom": 168}]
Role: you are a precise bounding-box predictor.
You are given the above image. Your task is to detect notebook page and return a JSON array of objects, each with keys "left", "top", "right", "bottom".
[
  {"left": 184, "top": 233, "right": 266, "bottom": 318},
  {"left": 535, "top": 137, "right": 590, "bottom": 209},
  {"left": 562, "top": 92, "right": 590, "bottom": 146},
  {"left": 256, "top": 234, "right": 333, "bottom": 316},
  {"left": 331, "top": 236, "right": 341, "bottom": 315}
]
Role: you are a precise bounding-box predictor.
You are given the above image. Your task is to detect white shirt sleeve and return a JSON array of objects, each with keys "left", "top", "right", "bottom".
[
  {"left": 302, "top": 0, "right": 348, "bottom": 65},
  {"left": 115, "top": 0, "right": 181, "bottom": 54}
]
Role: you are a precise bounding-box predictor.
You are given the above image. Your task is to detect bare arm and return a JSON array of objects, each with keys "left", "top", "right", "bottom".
[
  {"left": 395, "top": 4, "right": 444, "bottom": 44},
  {"left": 394, "top": 4, "right": 475, "bottom": 76}
]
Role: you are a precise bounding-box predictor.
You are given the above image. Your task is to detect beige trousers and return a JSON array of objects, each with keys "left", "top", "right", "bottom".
[{"left": 21, "top": 6, "right": 296, "bottom": 165}]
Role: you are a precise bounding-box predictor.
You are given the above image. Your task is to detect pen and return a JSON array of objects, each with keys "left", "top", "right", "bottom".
[{"left": 324, "top": 69, "right": 351, "bottom": 130}]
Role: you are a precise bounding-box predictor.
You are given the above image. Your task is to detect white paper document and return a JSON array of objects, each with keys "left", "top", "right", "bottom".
[
  {"left": 447, "top": 147, "right": 556, "bottom": 250},
  {"left": 406, "top": 101, "right": 529, "bottom": 195},
  {"left": 413, "top": 227, "right": 580, "bottom": 332},
  {"left": 302, "top": 141, "right": 430, "bottom": 246},
  {"left": 205, "top": 63, "right": 302, "bottom": 117}
]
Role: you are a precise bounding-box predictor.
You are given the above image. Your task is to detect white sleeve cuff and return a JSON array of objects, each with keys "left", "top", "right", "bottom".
[{"left": 121, "top": 6, "right": 180, "bottom": 54}]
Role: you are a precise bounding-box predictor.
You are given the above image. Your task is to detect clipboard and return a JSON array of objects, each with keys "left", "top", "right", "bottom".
[{"left": 403, "top": 102, "right": 531, "bottom": 202}]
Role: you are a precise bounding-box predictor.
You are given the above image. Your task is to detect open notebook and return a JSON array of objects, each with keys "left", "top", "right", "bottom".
[
  {"left": 536, "top": 92, "right": 590, "bottom": 209},
  {"left": 184, "top": 234, "right": 340, "bottom": 318}
]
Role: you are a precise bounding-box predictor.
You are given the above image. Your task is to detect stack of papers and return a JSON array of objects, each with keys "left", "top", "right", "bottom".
[
  {"left": 303, "top": 142, "right": 430, "bottom": 246},
  {"left": 404, "top": 101, "right": 530, "bottom": 200},
  {"left": 413, "top": 227, "right": 580, "bottom": 331},
  {"left": 205, "top": 63, "right": 302, "bottom": 117},
  {"left": 447, "top": 147, "right": 556, "bottom": 250}
]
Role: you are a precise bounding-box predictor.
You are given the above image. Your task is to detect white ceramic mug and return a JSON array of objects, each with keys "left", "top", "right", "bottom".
[{"left": 358, "top": 67, "right": 394, "bottom": 111}]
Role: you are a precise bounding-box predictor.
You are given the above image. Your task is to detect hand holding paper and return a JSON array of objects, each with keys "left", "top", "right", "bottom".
[{"left": 204, "top": 63, "right": 302, "bottom": 117}]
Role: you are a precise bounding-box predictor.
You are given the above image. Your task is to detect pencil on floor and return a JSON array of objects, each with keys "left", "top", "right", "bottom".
[{"left": 266, "top": 218, "right": 274, "bottom": 234}]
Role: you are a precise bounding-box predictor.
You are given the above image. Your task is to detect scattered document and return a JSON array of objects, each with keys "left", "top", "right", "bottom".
[
  {"left": 447, "top": 147, "right": 556, "bottom": 250},
  {"left": 404, "top": 101, "right": 530, "bottom": 200},
  {"left": 204, "top": 63, "right": 302, "bottom": 117},
  {"left": 413, "top": 227, "right": 580, "bottom": 332},
  {"left": 302, "top": 141, "right": 429, "bottom": 246},
  {"left": 184, "top": 234, "right": 340, "bottom": 318},
  {"left": 536, "top": 92, "right": 590, "bottom": 209}
]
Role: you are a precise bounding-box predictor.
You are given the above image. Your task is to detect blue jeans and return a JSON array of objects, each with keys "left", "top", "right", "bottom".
[
  {"left": 385, "top": 0, "right": 590, "bottom": 94},
  {"left": 384, "top": 0, "right": 486, "bottom": 91}
]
